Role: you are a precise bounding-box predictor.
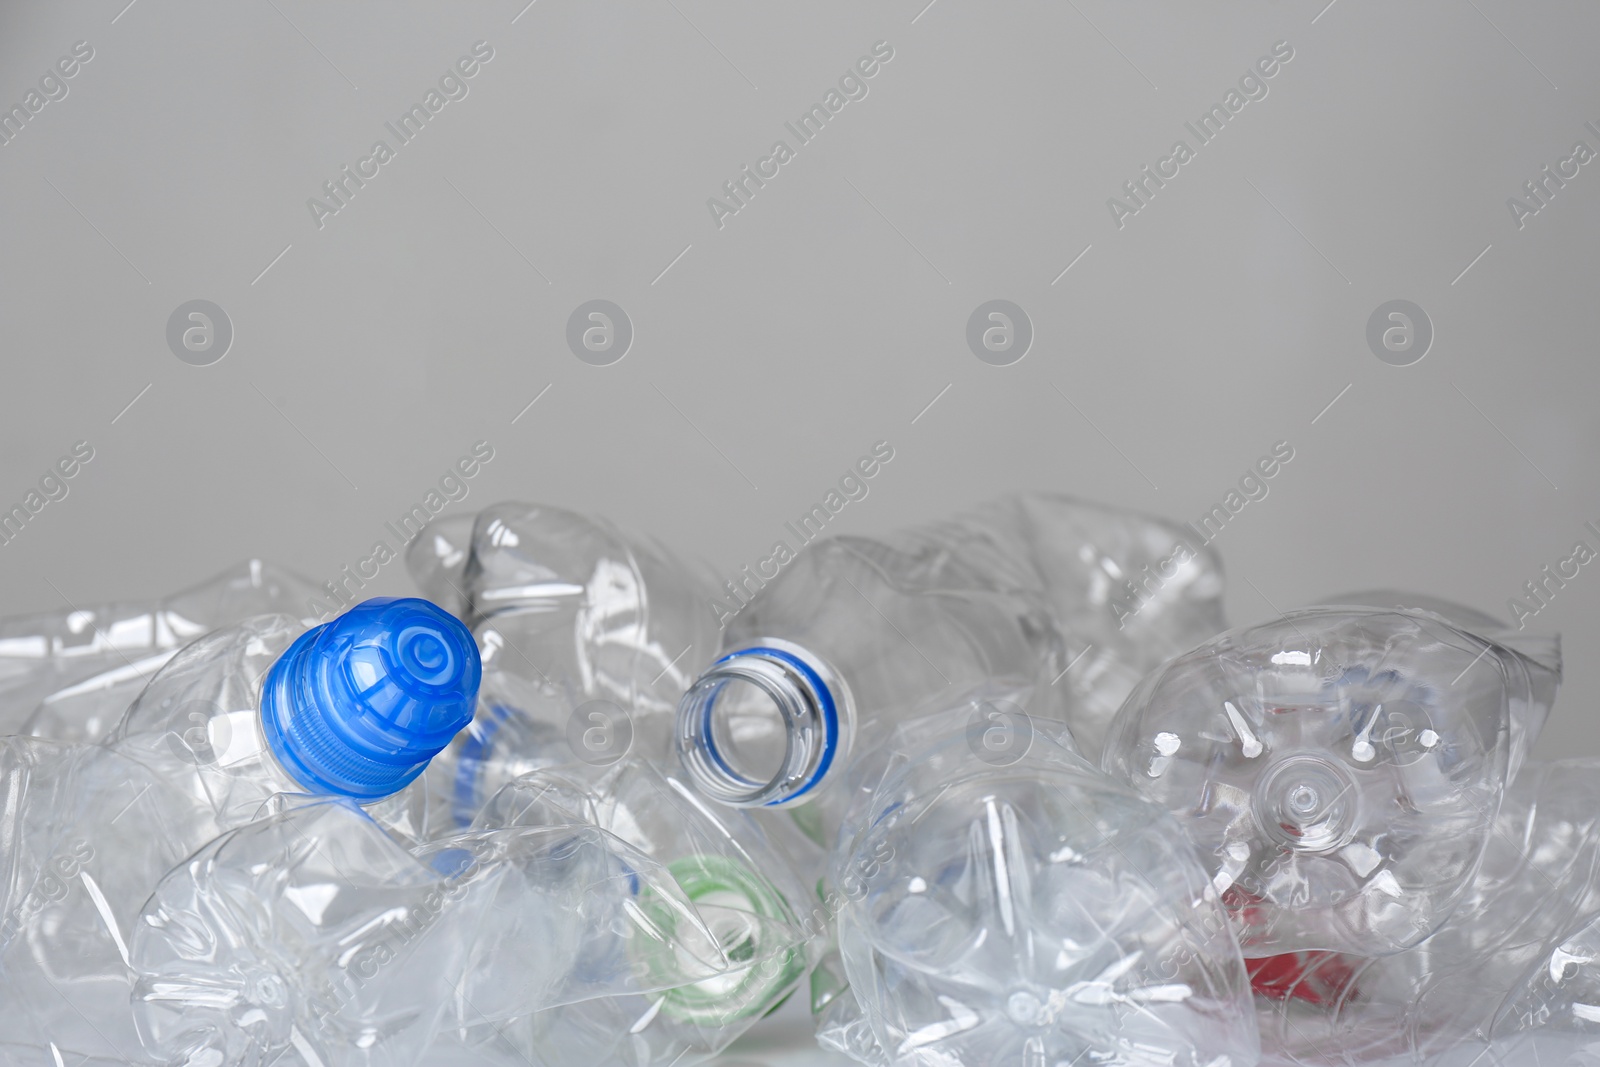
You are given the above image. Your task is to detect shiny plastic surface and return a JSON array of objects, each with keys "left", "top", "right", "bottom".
[
  {"left": 410, "top": 503, "right": 722, "bottom": 829},
  {"left": 130, "top": 796, "right": 731, "bottom": 1067},
  {"left": 1102, "top": 605, "right": 1555, "bottom": 957},
  {"left": 409, "top": 502, "right": 718, "bottom": 729},
  {"left": 0, "top": 560, "right": 321, "bottom": 742},
  {"left": 827, "top": 687, "right": 1259, "bottom": 1067},
  {"left": 0, "top": 601, "right": 474, "bottom": 1064},
  {"left": 457, "top": 757, "right": 815, "bottom": 1066},
  {"left": 884, "top": 493, "right": 1227, "bottom": 761},
  {"left": 1254, "top": 758, "right": 1600, "bottom": 1065},
  {"left": 679, "top": 533, "right": 1067, "bottom": 834},
  {"left": 260, "top": 597, "right": 480, "bottom": 799}
]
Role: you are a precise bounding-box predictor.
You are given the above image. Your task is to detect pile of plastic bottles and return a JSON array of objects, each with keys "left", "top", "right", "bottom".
[{"left": 0, "top": 494, "right": 1592, "bottom": 1067}]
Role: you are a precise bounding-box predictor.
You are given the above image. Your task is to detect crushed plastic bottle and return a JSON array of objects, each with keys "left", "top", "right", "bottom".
[
  {"left": 434, "top": 757, "right": 814, "bottom": 1066},
  {"left": 408, "top": 503, "right": 721, "bottom": 832},
  {"left": 676, "top": 492, "right": 1228, "bottom": 818},
  {"left": 1101, "top": 600, "right": 1560, "bottom": 958},
  {"left": 0, "top": 560, "right": 321, "bottom": 741},
  {"left": 673, "top": 520, "right": 1078, "bottom": 1022},
  {"left": 1329, "top": 589, "right": 1561, "bottom": 784},
  {"left": 824, "top": 684, "right": 1260, "bottom": 1067},
  {"left": 1253, "top": 758, "right": 1600, "bottom": 1066},
  {"left": 675, "top": 531, "right": 1067, "bottom": 827},
  {"left": 129, "top": 795, "right": 733, "bottom": 1067},
  {"left": 1493, "top": 900, "right": 1600, "bottom": 1067},
  {"left": 883, "top": 493, "right": 1227, "bottom": 761},
  {"left": 0, "top": 597, "right": 479, "bottom": 1065}
]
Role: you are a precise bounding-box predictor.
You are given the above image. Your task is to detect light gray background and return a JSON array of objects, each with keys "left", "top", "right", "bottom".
[{"left": 1, "top": 0, "right": 1596, "bottom": 777}]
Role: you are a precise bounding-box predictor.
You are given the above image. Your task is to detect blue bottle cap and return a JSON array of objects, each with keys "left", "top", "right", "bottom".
[{"left": 261, "top": 597, "right": 480, "bottom": 800}]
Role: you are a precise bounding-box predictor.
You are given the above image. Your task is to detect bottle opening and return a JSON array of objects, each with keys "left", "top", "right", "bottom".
[
  {"left": 676, "top": 640, "right": 849, "bottom": 808},
  {"left": 707, "top": 676, "right": 792, "bottom": 786}
]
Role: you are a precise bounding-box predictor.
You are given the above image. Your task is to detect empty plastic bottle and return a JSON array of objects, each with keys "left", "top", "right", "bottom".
[
  {"left": 130, "top": 793, "right": 735, "bottom": 1067},
  {"left": 675, "top": 495, "right": 1228, "bottom": 1028},
  {"left": 0, "top": 597, "right": 479, "bottom": 1065},
  {"left": 675, "top": 529, "right": 1066, "bottom": 830},
  {"left": 882, "top": 493, "right": 1226, "bottom": 761},
  {"left": 675, "top": 492, "right": 1228, "bottom": 824},
  {"left": 0, "top": 560, "right": 321, "bottom": 741},
  {"left": 435, "top": 757, "right": 814, "bottom": 1066},
  {"left": 823, "top": 685, "right": 1260, "bottom": 1067},
  {"left": 408, "top": 503, "right": 721, "bottom": 833},
  {"left": 1493, "top": 899, "right": 1600, "bottom": 1067},
  {"left": 1101, "top": 600, "right": 1559, "bottom": 958},
  {"left": 1330, "top": 589, "right": 1561, "bottom": 784},
  {"left": 1252, "top": 758, "right": 1600, "bottom": 1066}
]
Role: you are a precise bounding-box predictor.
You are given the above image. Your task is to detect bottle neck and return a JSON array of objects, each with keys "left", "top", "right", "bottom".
[{"left": 676, "top": 640, "right": 850, "bottom": 808}]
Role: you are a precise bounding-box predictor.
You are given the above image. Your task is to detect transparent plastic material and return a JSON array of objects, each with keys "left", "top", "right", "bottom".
[
  {"left": 1493, "top": 906, "right": 1600, "bottom": 1066},
  {"left": 676, "top": 533, "right": 1067, "bottom": 832},
  {"left": 883, "top": 494, "right": 1227, "bottom": 761},
  {"left": 1330, "top": 589, "right": 1561, "bottom": 784},
  {"left": 1253, "top": 759, "right": 1600, "bottom": 1066},
  {"left": 825, "top": 686, "right": 1259, "bottom": 1067},
  {"left": 408, "top": 503, "right": 722, "bottom": 831},
  {"left": 130, "top": 797, "right": 729, "bottom": 1067},
  {"left": 450, "top": 757, "right": 815, "bottom": 1066},
  {"left": 130, "top": 798, "right": 480, "bottom": 1067},
  {"left": 0, "top": 736, "right": 213, "bottom": 1061},
  {"left": 0, "top": 560, "right": 321, "bottom": 742},
  {"left": 1101, "top": 603, "right": 1559, "bottom": 958},
  {"left": 0, "top": 600, "right": 478, "bottom": 1064}
]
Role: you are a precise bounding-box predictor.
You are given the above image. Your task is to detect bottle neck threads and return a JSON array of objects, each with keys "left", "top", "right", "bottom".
[{"left": 676, "top": 640, "right": 848, "bottom": 808}]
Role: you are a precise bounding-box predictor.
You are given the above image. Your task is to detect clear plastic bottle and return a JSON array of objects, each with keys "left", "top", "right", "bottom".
[
  {"left": 674, "top": 497, "right": 1224, "bottom": 1029},
  {"left": 408, "top": 503, "right": 722, "bottom": 833},
  {"left": 0, "top": 597, "right": 480, "bottom": 1065},
  {"left": 431, "top": 757, "right": 815, "bottom": 1066},
  {"left": 1253, "top": 758, "right": 1600, "bottom": 1066},
  {"left": 0, "top": 560, "right": 322, "bottom": 741},
  {"left": 1493, "top": 896, "right": 1600, "bottom": 1066},
  {"left": 128, "top": 792, "right": 738, "bottom": 1067},
  {"left": 1101, "top": 601, "right": 1559, "bottom": 958},
  {"left": 882, "top": 493, "right": 1227, "bottom": 761},
  {"left": 825, "top": 683, "right": 1260, "bottom": 1067},
  {"left": 675, "top": 492, "right": 1228, "bottom": 821},
  {"left": 675, "top": 532, "right": 1067, "bottom": 835},
  {"left": 1329, "top": 589, "right": 1561, "bottom": 784},
  {"left": 128, "top": 788, "right": 743, "bottom": 1067}
]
